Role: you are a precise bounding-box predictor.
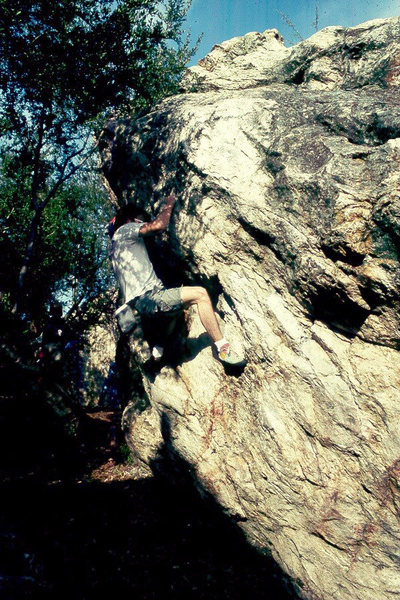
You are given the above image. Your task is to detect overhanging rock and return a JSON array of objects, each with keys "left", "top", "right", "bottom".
[{"left": 102, "top": 17, "right": 400, "bottom": 600}]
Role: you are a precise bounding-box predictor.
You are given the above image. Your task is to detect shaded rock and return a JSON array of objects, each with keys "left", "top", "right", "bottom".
[
  {"left": 102, "top": 17, "right": 400, "bottom": 600},
  {"left": 83, "top": 323, "right": 117, "bottom": 406}
]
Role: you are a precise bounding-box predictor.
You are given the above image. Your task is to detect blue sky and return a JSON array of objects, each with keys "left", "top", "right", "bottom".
[{"left": 185, "top": 0, "right": 400, "bottom": 64}]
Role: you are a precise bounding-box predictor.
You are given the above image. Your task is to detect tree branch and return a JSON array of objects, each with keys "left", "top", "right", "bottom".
[
  {"left": 31, "top": 106, "right": 47, "bottom": 210},
  {"left": 16, "top": 133, "right": 103, "bottom": 313},
  {"left": 38, "top": 135, "right": 100, "bottom": 213}
]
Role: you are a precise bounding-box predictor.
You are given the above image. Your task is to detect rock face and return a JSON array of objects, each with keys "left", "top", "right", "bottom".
[{"left": 102, "top": 18, "right": 400, "bottom": 600}]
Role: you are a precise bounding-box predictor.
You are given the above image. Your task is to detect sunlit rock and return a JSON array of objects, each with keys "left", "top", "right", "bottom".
[{"left": 102, "top": 17, "right": 400, "bottom": 600}]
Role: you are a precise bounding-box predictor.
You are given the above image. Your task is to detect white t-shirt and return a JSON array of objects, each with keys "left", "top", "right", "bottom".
[{"left": 110, "top": 222, "right": 163, "bottom": 303}]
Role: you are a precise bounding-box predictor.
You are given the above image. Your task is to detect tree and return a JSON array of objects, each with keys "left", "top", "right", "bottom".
[
  {"left": 0, "top": 0, "right": 196, "bottom": 317},
  {"left": 0, "top": 153, "right": 114, "bottom": 324}
]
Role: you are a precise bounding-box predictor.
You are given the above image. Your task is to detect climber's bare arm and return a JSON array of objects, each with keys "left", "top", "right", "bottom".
[{"left": 139, "top": 195, "right": 177, "bottom": 237}]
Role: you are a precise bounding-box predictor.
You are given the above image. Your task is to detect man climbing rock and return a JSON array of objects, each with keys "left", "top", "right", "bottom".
[{"left": 110, "top": 195, "right": 246, "bottom": 367}]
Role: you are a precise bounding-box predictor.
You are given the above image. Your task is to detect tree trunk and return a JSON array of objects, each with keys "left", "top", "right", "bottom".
[
  {"left": 14, "top": 208, "right": 43, "bottom": 315},
  {"left": 13, "top": 108, "right": 46, "bottom": 315}
]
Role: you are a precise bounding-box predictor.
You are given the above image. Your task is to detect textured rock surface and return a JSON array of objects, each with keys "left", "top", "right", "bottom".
[
  {"left": 83, "top": 323, "right": 117, "bottom": 405},
  {"left": 102, "top": 18, "right": 400, "bottom": 600}
]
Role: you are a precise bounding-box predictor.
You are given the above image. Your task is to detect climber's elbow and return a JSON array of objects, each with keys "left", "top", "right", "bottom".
[{"left": 139, "top": 217, "right": 168, "bottom": 237}]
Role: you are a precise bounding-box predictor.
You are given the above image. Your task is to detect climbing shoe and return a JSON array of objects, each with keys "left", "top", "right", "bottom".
[{"left": 218, "top": 343, "right": 247, "bottom": 367}]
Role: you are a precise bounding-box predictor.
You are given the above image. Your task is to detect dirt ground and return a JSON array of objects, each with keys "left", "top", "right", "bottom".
[{"left": 0, "top": 377, "right": 300, "bottom": 600}]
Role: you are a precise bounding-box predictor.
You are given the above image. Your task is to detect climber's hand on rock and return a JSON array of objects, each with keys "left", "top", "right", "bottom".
[{"left": 139, "top": 194, "right": 176, "bottom": 236}]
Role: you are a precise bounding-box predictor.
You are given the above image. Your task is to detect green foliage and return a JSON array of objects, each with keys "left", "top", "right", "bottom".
[
  {"left": 0, "top": 156, "right": 113, "bottom": 319},
  {"left": 0, "top": 0, "right": 195, "bottom": 123},
  {"left": 119, "top": 442, "right": 135, "bottom": 464},
  {"left": 41, "top": 173, "right": 111, "bottom": 298}
]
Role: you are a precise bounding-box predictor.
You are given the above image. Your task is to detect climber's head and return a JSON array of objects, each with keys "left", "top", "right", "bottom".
[{"left": 112, "top": 204, "right": 150, "bottom": 234}]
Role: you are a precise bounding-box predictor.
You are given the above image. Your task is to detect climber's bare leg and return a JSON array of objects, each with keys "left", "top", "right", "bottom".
[
  {"left": 180, "top": 286, "right": 247, "bottom": 367},
  {"left": 180, "top": 286, "right": 223, "bottom": 342}
]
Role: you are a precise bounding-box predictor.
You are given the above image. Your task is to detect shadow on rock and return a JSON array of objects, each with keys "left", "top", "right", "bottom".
[
  {"left": 1, "top": 386, "right": 303, "bottom": 600},
  {"left": 147, "top": 412, "right": 303, "bottom": 599},
  {"left": 181, "top": 332, "right": 211, "bottom": 363}
]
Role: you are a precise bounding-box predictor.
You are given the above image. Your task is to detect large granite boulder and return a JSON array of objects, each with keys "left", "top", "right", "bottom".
[{"left": 101, "top": 17, "right": 400, "bottom": 600}]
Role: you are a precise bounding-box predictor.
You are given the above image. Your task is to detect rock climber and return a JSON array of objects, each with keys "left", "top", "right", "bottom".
[{"left": 109, "top": 194, "right": 246, "bottom": 367}]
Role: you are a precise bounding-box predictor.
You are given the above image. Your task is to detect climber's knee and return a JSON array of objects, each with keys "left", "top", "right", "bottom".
[{"left": 181, "top": 286, "right": 209, "bottom": 306}]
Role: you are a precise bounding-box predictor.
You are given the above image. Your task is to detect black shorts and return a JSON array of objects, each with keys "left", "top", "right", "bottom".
[{"left": 129, "top": 286, "right": 184, "bottom": 316}]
